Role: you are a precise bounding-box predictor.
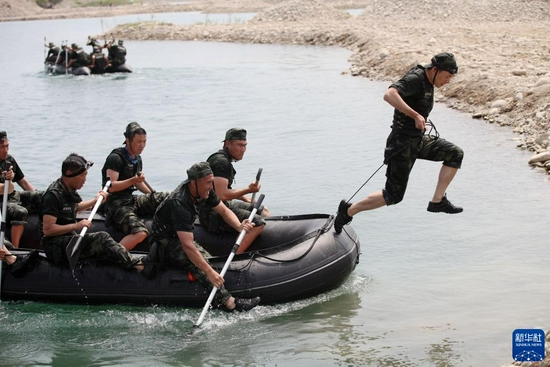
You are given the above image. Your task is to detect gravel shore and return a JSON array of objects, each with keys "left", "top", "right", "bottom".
[
  {"left": 102, "top": 0, "right": 550, "bottom": 175},
  {"left": 2, "top": 2, "right": 550, "bottom": 363}
]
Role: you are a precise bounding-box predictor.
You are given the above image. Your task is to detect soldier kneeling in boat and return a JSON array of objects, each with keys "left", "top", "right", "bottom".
[
  {"left": 0, "top": 131, "right": 43, "bottom": 248},
  {"left": 140, "top": 162, "right": 261, "bottom": 312},
  {"left": 106, "top": 39, "right": 126, "bottom": 71},
  {"left": 44, "top": 42, "right": 60, "bottom": 64},
  {"left": 66, "top": 43, "right": 90, "bottom": 69},
  {"left": 89, "top": 46, "right": 110, "bottom": 75},
  {"left": 40, "top": 153, "right": 142, "bottom": 270}
]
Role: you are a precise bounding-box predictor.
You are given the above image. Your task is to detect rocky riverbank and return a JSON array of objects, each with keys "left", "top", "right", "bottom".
[
  {"left": 2, "top": 1, "right": 549, "bottom": 174},
  {"left": 105, "top": 0, "right": 550, "bottom": 175}
]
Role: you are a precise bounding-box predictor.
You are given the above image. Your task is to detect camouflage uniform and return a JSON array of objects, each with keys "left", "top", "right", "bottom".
[
  {"left": 40, "top": 178, "right": 139, "bottom": 267},
  {"left": 383, "top": 132, "right": 464, "bottom": 205},
  {"left": 382, "top": 63, "right": 464, "bottom": 205},
  {"left": 0, "top": 155, "right": 43, "bottom": 229},
  {"left": 45, "top": 43, "right": 60, "bottom": 63},
  {"left": 144, "top": 180, "right": 231, "bottom": 308},
  {"left": 42, "top": 231, "right": 139, "bottom": 267},
  {"left": 108, "top": 41, "right": 126, "bottom": 68},
  {"left": 150, "top": 237, "right": 231, "bottom": 307},
  {"left": 101, "top": 146, "right": 169, "bottom": 236},
  {"left": 105, "top": 192, "right": 168, "bottom": 236},
  {"left": 199, "top": 146, "right": 266, "bottom": 233}
]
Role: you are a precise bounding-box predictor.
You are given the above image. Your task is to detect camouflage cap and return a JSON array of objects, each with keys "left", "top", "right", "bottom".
[
  {"left": 123, "top": 122, "right": 145, "bottom": 144},
  {"left": 0, "top": 131, "right": 7, "bottom": 141},
  {"left": 223, "top": 128, "right": 247, "bottom": 142},
  {"left": 427, "top": 52, "right": 458, "bottom": 74},
  {"left": 48, "top": 42, "right": 55, "bottom": 47},
  {"left": 182, "top": 162, "right": 213, "bottom": 185}
]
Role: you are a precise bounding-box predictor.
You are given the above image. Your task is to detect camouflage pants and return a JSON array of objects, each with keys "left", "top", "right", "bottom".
[
  {"left": 383, "top": 131, "right": 464, "bottom": 205},
  {"left": 41, "top": 231, "right": 139, "bottom": 267},
  {"left": 199, "top": 200, "right": 266, "bottom": 234},
  {"left": 147, "top": 238, "right": 232, "bottom": 308},
  {"left": 105, "top": 192, "right": 169, "bottom": 235},
  {"left": 5, "top": 190, "right": 43, "bottom": 226}
]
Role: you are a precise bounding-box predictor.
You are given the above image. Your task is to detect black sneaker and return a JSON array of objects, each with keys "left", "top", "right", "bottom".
[
  {"left": 334, "top": 200, "right": 353, "bottom": 234},
  {"left": 233, "top": 296, "right": 261, "bottom": 312},
  {"left": 427, "top": 195, "right": 463, "bottom": 214}
]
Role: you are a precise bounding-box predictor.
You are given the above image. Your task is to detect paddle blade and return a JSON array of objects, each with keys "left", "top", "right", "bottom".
[{"left": 66, "top": 235, "right": 83, "bottom": 270}]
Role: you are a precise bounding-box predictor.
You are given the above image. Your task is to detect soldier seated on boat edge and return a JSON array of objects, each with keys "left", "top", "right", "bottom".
[
  {"left": 40, "top": 153, "right": 142, "bottom": 271},
  {"left": 66, "top": 43, "right": 90, "bottom": 69},
  {"left": 101, "top": 122, "right": 169, "bottom": 251},
  {"left": 0, "top": 131, "right": 43, "bottom": 248},
  {"left": 199, "top": 128, "right": 270, "bottom": 255},
  {"left": 44, "top": 42, "right": 60, "bottom": 64},
  {"left": 140, "top": 162, "right": 261, "bottom": 312}
]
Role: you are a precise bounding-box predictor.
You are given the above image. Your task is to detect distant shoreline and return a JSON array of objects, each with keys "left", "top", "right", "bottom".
[{"left": 3, "top": 0, "right": 550, "bottom": 177}]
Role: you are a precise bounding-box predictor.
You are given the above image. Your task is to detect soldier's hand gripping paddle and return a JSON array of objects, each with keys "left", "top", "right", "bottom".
[
  {"left": 193, "top": 194, "right": 265, "bottom": 329},
  {"left": 0, "top": 169, "right": 11, "bottom": 294},
  {"left": 66, "top": 181, "right": 111, "bottom": 271}
]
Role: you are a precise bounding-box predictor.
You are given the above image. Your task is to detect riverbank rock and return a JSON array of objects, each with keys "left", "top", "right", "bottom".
[
  {"left": 2, "top": 0, "right": 550, "bottom": 174},
  {"left": 250, "top": 0, "right": 351, "bottom": 22},
  {"left": 105, "top": 0, "right": 550, "bottom": 177},
  {"left": 0, "top": 0, "right": 42, "bottom": 19}
]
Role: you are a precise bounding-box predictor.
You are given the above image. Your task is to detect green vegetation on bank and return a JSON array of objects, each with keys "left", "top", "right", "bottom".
[
  {"left": 75, "top": 0, "right": 139, "bottom": 6},
  {"left": 35, "top": 0, "right": 62, "bottom": 9}
]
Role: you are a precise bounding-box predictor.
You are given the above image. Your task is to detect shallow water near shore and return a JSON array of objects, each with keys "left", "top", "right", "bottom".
[{"left": 1, "top": 12, "right": 549, "bottom": 367}]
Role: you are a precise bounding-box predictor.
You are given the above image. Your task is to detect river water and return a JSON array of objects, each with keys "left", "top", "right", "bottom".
[{"left": 0, "top": 10, "right": 549, "bottom": 367}]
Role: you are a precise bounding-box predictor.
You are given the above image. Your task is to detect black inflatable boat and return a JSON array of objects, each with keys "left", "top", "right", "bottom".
[{"left": 1, "top": 214, "right": 360, "bottom": 307}]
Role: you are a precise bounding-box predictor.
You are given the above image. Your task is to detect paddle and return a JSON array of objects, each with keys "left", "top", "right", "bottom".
[
  {"left": 52, "top": 41, "right": 64, "bottom": 74},
  {"left": 250, "top": 167, "right": 262, "bottom": 205},
  {"left": 0, "top": 170, "right": 11, "bottom": 295},
  {"left": 193, "top": 193, "right": 265, "bottom": 329},
  {"left": 65, "top": 181, "right": 111, "bottom": 270},
  {"left": 64, "top": 41, "right": 68, "bottom": 75}
]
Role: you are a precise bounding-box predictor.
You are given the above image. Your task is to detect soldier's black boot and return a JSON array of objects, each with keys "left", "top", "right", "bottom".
[
  {"left": 334, "top": 200, "right": 353, "bottom": 234},
  {"left": 427, "top": 195, "right": 463, "bottom": 214}
]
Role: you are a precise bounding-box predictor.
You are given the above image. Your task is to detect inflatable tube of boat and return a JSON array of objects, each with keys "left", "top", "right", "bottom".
[
  {"left": 71, "top": 66, "right": 91, "bottom": 76},
  {"left": 2, "top": 214, "right": 361, "bottom": 307},
  {"left": 114, "top": 64, "right": 133, "bottom": 73}
]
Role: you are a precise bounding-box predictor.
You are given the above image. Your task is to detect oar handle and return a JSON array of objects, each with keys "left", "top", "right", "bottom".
[
  {"left": 144, "top": 180, "right": 155, "bottom": 194},
  {"left": 194, "top": 194, "right": 265, "bottom": 328},
  {"left": 251, "top": 167, "right": 263, "bottom": 204},
  {"left": 1, "top": 171, "right": 11, "bottom": 247},
  {"left": 79, "top": 181, "right": 111, "bottom": 237},
  {"left": 137, "top": 172, "right": 155, "bottom": 193},
  {"left": 0, "top": 170, "right": 10, "bottom": 293}
]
